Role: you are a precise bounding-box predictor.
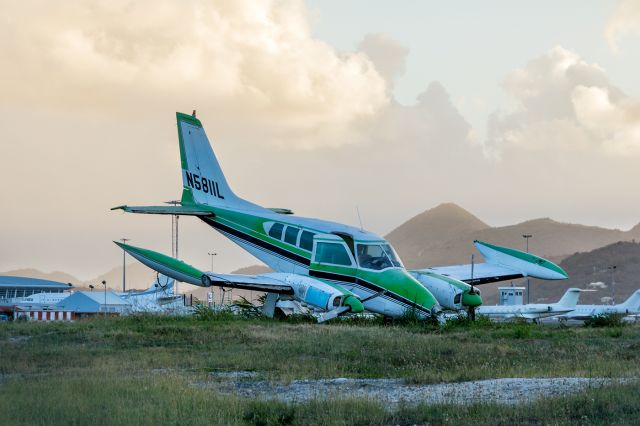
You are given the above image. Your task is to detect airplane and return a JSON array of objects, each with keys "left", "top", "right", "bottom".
[
  {"left": 111, "top": 111, "right": 568, "bottom": 322},
  {"left": 118, "top": 275, "right": 184, "bottom": 312},
  {"left": 558, "top": 289, "right": 640, "bottom": 320},
  {"left": 476, "top": 288, "right": 583, "bottom": 320}
]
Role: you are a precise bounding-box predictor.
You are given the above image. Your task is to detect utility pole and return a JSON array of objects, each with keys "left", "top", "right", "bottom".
[
  {"left": 609, "top": 265, "right": 617, "bottom": 305},
  {"left": 166, "top": 200, "right": 181, "bottom": 295},
  {"left": 208, "top": 251, "right": 217, "bottom": 271},
  {"left": 120, "top": 238, "right": 130, "bottom": 292},
  {"left": 101, "top": 280, "right": 107, "bottom": 316},
  {"left": 522, "top": 234, "right": 532, "bottom": 304}
]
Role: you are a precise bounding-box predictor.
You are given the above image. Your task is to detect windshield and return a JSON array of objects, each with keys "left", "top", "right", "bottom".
[{"left": 356, "top": 243, "right": 403, "bottom": 270}]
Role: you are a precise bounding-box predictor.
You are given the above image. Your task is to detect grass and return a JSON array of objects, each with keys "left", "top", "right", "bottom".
[{"left": 1, "top": 314, "right": 639, "bottom": 424}]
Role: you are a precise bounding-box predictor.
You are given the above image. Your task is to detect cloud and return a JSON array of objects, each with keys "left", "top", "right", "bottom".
[
  {"left": 605, "top": 0, "right": 640, "bottom": 53},
  {"left": 486, "top": 46, "right": 640, "bottom": 157},
  {"left": 357, "top": 33, "right": 409, "bottom": 88},
  {"left": 0, "top": 0, "right": 387, "bottom": 144}
]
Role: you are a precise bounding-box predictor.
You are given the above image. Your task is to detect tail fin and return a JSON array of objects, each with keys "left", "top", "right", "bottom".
[
  {"left": 176, "top": 112, "right": 261, "bottom": 211},
  {"left": 621, "top": 289, "right": 640, "bottom": 311},
  {"left": 556, "top": 288, "right": 583, "bottom": 308}
]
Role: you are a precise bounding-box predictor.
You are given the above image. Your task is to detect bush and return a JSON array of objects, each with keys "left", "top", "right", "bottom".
[{"left": 584, "top": 313, "right": 625, "bottom": 328}]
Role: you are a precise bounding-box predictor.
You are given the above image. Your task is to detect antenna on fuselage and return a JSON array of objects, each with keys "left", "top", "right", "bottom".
[{"left": 356, "top": 206, "right": 364, "bottom": 231}]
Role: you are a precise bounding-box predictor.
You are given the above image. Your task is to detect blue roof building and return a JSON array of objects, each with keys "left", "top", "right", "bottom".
[
  {"left": 57, "top": 291, "right": 130, "bottom": 314},
  {"left": 0, "top": 276, "right": 73, "bottom": 301}
]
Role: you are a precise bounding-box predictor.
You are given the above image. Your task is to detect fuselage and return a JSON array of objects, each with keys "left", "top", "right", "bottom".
[
  {"left": 199, "top": 204, "right": 440, "bottom": 317},
  {"left": 477, "top": 303, "right": 573, "bottom": 319},
  {"left": 559, "top": 305, "right": 634, "bottom": 320}
]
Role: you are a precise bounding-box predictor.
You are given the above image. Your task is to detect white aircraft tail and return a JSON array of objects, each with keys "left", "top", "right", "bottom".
[
  {"left": 177, "top": 112, "right": 261, "bottom": 211},
  {"left": 620, "top": 289, "right": 640, "bottom": 311},
  {"left": 556, "top": 288, "right": 583, "bottom": 308}
]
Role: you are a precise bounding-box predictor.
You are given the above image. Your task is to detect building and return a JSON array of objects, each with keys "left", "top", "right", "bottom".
[
  {"left": 14, "top": 308, "right": 75, "bottom": 321},
  {"left": 57, "top": 291, "right": 130, "bottom": 315},
  {"left": 0, "top": 276, "right": 73, "bottom": 302},
  {"left": 498, "top": 286, "right": 526, "bottom": 306}
]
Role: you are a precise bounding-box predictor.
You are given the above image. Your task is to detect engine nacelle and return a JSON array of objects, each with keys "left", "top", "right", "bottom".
[
  {"left": 410, "top": 271, "right": 468, "bottom": 311},
  {"left": 262, "top": 273, "right": 362, "bottom": 313}
]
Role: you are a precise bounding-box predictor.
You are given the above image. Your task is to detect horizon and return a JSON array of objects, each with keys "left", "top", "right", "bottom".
[
  {"left": 4, "top": 201, "right": 640, "bottom": 282},
  {"left": 2, "top": 1, "right": 640, "bottom": 278}
]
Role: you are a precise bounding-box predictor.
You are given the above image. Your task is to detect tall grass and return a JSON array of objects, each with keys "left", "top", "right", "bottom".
[{"left": 1, "top": 315, "right": 639, "bottom": 424}]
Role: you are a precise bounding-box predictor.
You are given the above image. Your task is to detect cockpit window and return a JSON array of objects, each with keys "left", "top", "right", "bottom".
[
  {"left": 268, "top": 223, "right": 284, "bottom": 240},
  {"left": 356, "top": 243, "right": 403, "bottom": 270},
  {"left": 315, "top": 242, "right": 353, "bottom": 266}
]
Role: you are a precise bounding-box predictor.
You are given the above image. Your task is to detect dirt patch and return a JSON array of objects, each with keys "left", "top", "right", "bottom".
[{"left": 194, "top": 376, "right": 634, "bottom": 405}]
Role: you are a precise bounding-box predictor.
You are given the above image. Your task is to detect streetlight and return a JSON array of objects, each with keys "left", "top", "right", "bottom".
[
  {"left": 121, "top": 237, "right": 130, "bottom": 292},
  {"left": 101, "top": 280, "right": 107, "bottom": 316},
  {"left": 208, "top": 251, "right": 217, "bottom": 271},
  {"left": 522, "top": 234, "right": 532, "bottom": 304},
  {"left": 608, "top": 266, "right": 617, "bottom": 305}
]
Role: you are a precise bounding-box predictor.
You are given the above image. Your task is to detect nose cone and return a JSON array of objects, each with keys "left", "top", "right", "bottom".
[
  {"left": 462, "top": 291, "right": 482, "bottom": 307},
  {"left": 343, "top": 295, "right": 364, "bottom": 313}
]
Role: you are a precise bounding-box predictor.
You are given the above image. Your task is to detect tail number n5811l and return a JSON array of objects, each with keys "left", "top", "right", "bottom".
[{"left": 184, "top": 171, "right": 224, "bottom": 199}]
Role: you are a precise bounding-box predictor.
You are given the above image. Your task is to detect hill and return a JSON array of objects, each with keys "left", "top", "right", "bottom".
[{"left": 387, "top": 204, "right": 640, "bottom": 269}]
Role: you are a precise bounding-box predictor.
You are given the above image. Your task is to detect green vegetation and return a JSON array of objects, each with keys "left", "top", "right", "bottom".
[
  {"left": 584, "top": 313, "right": 626, "bottom": 328},
  {"left": 1, "top": 315, "right": 639, "bottom": 425}
]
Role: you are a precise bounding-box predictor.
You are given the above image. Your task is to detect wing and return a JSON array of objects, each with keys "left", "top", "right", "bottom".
[
  {"left": 114, "top": 241, "right": 292, "bottom": 294},
  {"left": 412, "top": 240, "right": 568, "bottom": 285}
]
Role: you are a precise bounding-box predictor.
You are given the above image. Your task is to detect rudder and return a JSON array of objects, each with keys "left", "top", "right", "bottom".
[{"left": 176, "top": 112, "right": 259, "bottom": 211}]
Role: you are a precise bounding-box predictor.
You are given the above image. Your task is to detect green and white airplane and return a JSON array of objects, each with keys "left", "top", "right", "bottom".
[{"left": 112, "top": 112, "right": 568, "bottom": 322}]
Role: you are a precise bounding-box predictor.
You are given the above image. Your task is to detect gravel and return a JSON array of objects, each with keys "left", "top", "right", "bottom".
[{"left": 194, "top": 376, "right": 634, "bottom": 405}]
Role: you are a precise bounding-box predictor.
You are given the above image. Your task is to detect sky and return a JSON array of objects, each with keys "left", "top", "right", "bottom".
[{"left": 1, "top": 0, "right": 640, "bottom": 279}]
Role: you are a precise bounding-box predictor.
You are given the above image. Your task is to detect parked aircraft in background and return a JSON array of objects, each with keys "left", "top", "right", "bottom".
[
  {"left": 559, "top": 289, "right": 640, "bottom": 320},
  {"left": 118, "top": 275, "right": 183, "bottom": 312},
  {"left": 112, "top": 112, "right": 567, "bottom": 322},
  {"left": 476, "top": 288, "right": 583, "bottom": 320}
]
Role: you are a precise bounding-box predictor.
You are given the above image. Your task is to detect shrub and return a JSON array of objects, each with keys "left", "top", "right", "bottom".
[{"left": 584, "top": 313, "right": 625, "bottom": 328}]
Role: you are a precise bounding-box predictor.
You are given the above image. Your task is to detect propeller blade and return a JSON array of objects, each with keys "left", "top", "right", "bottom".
[{"left": 317, "top": 306, "right": 350, "bottom": 323}]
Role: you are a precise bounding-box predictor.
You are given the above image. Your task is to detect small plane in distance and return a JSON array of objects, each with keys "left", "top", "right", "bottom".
[
  {"left": 112, "top": 111, "right": 568, "bottom": 322},
  {"left": 476, "top": 288, "right": 583, "bottom": 320},
  {"left": 558, "top": 289, "right": 640, "bottom": 320}
]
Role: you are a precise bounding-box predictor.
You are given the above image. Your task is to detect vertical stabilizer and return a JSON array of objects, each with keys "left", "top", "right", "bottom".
[
  {"left": 556, "top": 288, "right": 582, "bottom": 308},
  {"left": 176, "top": 112, "right": 261, "bottom": 211},
  {"left": 621, "top": 289, "right": 640, "bottom": 311}
]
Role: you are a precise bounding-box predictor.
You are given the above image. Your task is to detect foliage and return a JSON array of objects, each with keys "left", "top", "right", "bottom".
[
  {"left": 1, "top": 316, "right": 639, "bottom": 424},
  {"left": 584, "top": 313, "right": 626, "bottom": 328}
]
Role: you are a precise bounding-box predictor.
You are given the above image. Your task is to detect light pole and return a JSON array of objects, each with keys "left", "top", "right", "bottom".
[
  {"left": 121, "top": 238, "right": 130, "bottom": 292},
  {"left": 208, "top": 251, "right": 217, "bottom": 271},
  {"left": 101, "top": 280, "right": 107, "bottom": 316},
  {"left": 166, "top": 200, "right": 181, "bottom": 295},
  {"left": 608, "top": 265, "right": 617, "bottom": 305},
  {"left": 522, "top": 234, "right": 532, "bottom": 304}
]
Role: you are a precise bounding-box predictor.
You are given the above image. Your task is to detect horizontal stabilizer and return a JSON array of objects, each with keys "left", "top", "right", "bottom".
[{"left": 111, "top": 205, "right": 214, "bottom": 216}]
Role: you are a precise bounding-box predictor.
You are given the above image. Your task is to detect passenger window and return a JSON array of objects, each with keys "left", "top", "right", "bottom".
[
  {"left": 268, "top": 223, "right": 284, "bottom": 240},
  {"left": 284, "top": 226, "right": 300, "bottom": 245},
  {"left": 299, "top": 231, "right": 315, "bottom": 251},
  {"left": 315, "top": 242, "right": 352, "bottom": 266}
]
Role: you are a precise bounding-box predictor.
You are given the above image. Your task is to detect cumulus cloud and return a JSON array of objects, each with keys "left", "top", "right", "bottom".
[
  {"left": 487, "top": 46, "right": 640, "bottom": 157},
  {"left": 605, "top": 0, "right": 640, "bottom": 53},
  {"left": 357, "top": 33, "right": 409, "bottom": 88},
  {"left": 0, "top": 0, "right": 387, "bottom": 143}
]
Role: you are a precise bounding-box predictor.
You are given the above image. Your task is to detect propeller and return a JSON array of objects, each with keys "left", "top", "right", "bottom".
[{"left": 317, "top": 306, "right": 351, "bottom": 323}]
